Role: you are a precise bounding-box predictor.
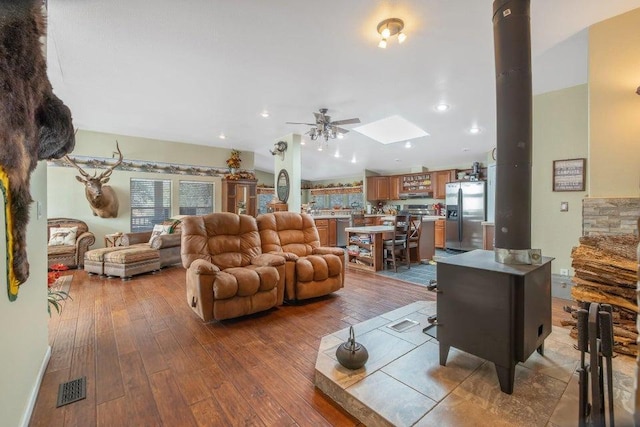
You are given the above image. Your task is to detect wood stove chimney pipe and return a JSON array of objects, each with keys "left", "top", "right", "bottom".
[{"left": 492, "top": 0, "right": 540, "bottom": 264}]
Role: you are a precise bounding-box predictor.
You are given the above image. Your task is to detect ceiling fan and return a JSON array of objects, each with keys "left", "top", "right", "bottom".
[{"left": 286, "top": 108, "right": 361, "bottom": 141}]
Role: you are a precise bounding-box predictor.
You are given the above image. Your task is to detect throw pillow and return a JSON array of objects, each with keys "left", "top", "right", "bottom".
[
  {"left": 148, "top": 224, "right": 171, "bottom": 245},
  {"left": 48, "top": 226, "right": 78, "bottom": 246}
]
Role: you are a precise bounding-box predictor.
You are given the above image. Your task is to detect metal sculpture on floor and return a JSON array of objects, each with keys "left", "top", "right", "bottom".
[{"left": 576, "top": 303, "right": 616, "bottom": 427}]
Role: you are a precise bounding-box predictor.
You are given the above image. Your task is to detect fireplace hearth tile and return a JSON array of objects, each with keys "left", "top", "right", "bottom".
[
  {"left": 348, "top": 371, "right": 437, "bottom": 427},
  {"left": 519, "top": 337, "right": 580, "bottom": 383},
  {"left": 313, "top": 301, "right": 637, "bottom": 426},
  {"left": 381, "top": 340, "right": 483, "bottom": 402},
  {"left": 380, "top": 300, "right": 434, "bottom": 321},
  {"left": 455, "top": 362, "right": 567, "bottom": 426},
  {"left": 414, "top": 389, "right": 517, "bottom": 427}
]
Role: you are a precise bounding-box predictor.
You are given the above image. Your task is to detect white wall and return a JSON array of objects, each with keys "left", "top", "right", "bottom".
[{"left": 0, "top": 161, "right": 50, "bottom": 426}]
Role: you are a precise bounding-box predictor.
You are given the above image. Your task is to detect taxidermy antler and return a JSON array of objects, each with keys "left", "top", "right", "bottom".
[
  {"left": 0, "top": 1, "right": 75, "bottom": 299},
  {"left": 64, "top": 142, "right": 123, "bottom": 218}
]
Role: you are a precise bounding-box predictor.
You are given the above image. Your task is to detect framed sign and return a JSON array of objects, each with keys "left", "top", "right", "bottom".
[
  {"left": 276, "top": 169, "right": 290, "bottom": 203},
  {"left": 553, "top": 158, "right": 586, "bottom": 192}
]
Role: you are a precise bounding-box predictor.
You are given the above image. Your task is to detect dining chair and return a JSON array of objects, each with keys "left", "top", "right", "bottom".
[
  {"left": 408, "top": 215, "right": 422, "bottom": 263},
  {"left": 383, "top": 214, "right": 411, "bottom": 272}
]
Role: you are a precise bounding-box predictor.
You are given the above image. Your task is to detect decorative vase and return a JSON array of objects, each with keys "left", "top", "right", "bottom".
[
  {"left": 335, "top": 326, "right": 369, "bottom": 370},
  {"left": 229, "top": 167, "right": 237, "bottom": 175}
]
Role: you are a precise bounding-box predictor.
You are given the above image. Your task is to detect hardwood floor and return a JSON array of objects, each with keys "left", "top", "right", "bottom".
[{"left": 30, "top": 267, "right": 573, "bottom": 426}]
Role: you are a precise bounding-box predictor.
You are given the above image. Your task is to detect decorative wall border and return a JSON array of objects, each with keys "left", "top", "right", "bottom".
[{"left": 48, "top": 156, "right": 255, "bottom": 178}]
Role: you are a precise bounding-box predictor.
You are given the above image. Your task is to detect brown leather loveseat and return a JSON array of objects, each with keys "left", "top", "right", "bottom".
[
  {"left": 257, "top": 212, "right": 345, "bottom": 301},
  {"left": 180, "top": 213, "right": 286, "bottom": 321}
]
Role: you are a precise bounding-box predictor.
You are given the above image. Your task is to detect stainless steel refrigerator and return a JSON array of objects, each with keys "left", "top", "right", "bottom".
[{"left": 445, "top": 181, "right": 486, "bottom": 251}]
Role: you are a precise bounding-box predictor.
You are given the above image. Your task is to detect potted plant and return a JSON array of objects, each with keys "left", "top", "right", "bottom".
[{"left": 226, "top": 149, "right": 242, "bottom": 175}]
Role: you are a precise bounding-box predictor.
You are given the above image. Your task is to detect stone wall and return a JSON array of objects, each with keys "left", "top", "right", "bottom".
[{"left": 582, "top": 198, "right": 640, "bottom": 236}]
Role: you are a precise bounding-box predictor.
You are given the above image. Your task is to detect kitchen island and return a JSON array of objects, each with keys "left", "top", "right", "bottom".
[{"left": 345, "top": 225, "right": 394, "bottom": 272}]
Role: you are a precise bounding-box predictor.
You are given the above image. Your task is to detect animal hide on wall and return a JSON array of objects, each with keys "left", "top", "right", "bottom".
[{"left": 0, "top": 1, "right": 75, "bottom": 300}]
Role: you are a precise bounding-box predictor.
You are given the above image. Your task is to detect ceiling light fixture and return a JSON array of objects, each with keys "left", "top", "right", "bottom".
[
  {"left": 469, "top": 126, "right": 481, "bottom": 134},
  {"left": 436, "top": 103, "right": 450, "bottom": 112},
  {"left": 351, "top": 155, "right": 356, "bottom": 163},
  {"left": 337, "top": 133, "right": 344, "bottom": 139},
  {"left": 376, "top": 18, "right": 406, "bottom": 49},
  {"left": 334, "top": 149, "right": 340, "bottom": 158},
  {"left": 219, "top": 133, "right": 226, "bottom": 139},
  {"left": 404, "top": 141, "right": 412, "bottom": 148},
  {"left": 260, "top": 111, "right": 270, "bottom": 118}
]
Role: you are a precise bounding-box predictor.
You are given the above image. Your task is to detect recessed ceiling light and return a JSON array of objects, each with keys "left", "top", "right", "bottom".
[
  {"left": 337, "top": 133, "right": 344, "bottom": 139},
  {"left": 351, "top": 155, "right": 356, "bottom": 163},
  {"left": 469, "top": 126, "right": 481, "bottom": 134},
  {"left": 260, "top": 111, "right": 270, "bottom": 118},
  {"left": 435, "top": 104, "right": 450, "bottom": 112},
  {"left": 219, "top": 133, "right": 226, "bottom": 139},
  {"left": 462, "top": 148, "right": 470, "bottom": 152},
  {"left": 317, "top": 145, "right": 323, "bottom": 152},
  {"left": 404, "top": 141, "right": 412, "bottom": 148},
  {"left": 300, "top": 140, "right": 306, "bottom": 145},
  {"left": 334, "top": 150, "right": 340, "bottom": 158},
  {"left": 395, "top": 158, "right": 401, "bottom": 162}
]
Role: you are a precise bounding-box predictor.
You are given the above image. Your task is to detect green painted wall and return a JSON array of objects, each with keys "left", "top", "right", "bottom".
[
  {"left": 48, "top": 129, "right": 255, "bottom": 248},
  {"left": 0, "top": 162, "right": 50, "bottom": 427},
  {"left": 532, "top": 84, "right": 589, "bottom": 275}
]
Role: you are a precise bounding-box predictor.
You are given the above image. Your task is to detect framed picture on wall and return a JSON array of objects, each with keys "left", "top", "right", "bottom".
[{"left": 553, "top": 158, "right": 586, "bottom": 191}]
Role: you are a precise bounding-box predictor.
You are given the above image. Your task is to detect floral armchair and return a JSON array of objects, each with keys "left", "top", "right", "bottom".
[{"left": 47, "top": 218, "right": 95, "bottom": 269}]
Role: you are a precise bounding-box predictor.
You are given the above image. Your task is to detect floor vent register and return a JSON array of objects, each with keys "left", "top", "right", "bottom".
[{"left": 56, "top": 377, "right": 87, "bottom": 407}]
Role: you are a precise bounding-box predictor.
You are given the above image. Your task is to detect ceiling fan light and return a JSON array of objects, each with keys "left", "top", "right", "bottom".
[
  {"left": 378, "top": 38, "right": 387, "bottom": 49},
  {"left": 398, "top": 32, "right": 406, "bottom": 43}
]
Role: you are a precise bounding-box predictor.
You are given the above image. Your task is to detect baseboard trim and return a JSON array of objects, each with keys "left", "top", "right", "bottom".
[{"left": 20, "top": 345, "right": 51, "bottom": 427}]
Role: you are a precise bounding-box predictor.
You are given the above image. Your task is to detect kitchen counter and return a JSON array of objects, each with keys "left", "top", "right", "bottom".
[
  {"left": 311, "top": 214, "right": 351, "bottom": 219},
  {"left": 380, "top": 215, "right": 444, "bottom": 222}
]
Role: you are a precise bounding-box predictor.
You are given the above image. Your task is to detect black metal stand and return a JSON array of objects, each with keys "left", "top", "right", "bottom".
[{"left": 577, "top": 302, "right": 615, "bottom": 427}]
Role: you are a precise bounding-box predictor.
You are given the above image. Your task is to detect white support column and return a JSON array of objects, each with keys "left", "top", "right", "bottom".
[{"left": 274, "top": 133, "right": 302, "bottom": 213}]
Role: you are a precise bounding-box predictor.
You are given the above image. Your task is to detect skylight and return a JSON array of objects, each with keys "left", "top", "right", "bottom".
[{"left": 353, "top": 115, "right": 429, "bottom": 145}]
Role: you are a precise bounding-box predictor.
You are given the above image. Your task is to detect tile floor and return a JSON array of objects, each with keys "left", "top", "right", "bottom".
[
  {"left": 375, "top": 250, "right": 454, "bottom": 287},
  {"left": 314, "top": 301, "right": 636, "bottom": 427}
]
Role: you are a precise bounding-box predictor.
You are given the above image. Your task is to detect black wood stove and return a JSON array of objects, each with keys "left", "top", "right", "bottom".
[{"left": 436, "top": 250, "right": 553, "bottom": 394}]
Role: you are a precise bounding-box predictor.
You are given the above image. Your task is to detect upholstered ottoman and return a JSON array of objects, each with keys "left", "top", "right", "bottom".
[
  {"left": 103, "top": 247, "right": 160, "bottom": 280},
  {"left": 84, "top": 247, "right": 129, "bottom": 275}
]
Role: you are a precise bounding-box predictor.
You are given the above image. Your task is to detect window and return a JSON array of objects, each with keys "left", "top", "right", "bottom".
[
  {"left": 130, "top": 179, "right": 171, "bottom": 232},
  {"left": 179, "top": 180, "right": 214, "bottom": 215}
]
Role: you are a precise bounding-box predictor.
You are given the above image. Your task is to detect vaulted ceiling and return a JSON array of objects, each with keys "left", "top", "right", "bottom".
[{"left": 46, "top": 1, "right": 640, "bottom": 180}]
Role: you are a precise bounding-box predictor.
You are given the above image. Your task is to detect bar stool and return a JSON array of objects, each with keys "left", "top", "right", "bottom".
[
  {"left": 383, "top": 214, "right": 411, "bottom": 272},
  {"left": 408, "top": 215, "right": 422, "bottom": 263}
]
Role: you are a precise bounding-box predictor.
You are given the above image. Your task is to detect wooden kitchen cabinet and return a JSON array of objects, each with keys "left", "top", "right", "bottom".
[
  {"left": 435, "top": 219, "right": 445, "bottom": 249},
  {"left": 366, "top": 176, "right": 390, "bottom": 201},
  {"left": 329, "top": 218, "right": 337, "bottom": 246},
  {"left": 389, "top": 175, "right": 401, "bottom": 200},
  {"left": 221, "top": 178, "right": 257, "bottom": 216},
  {"left": 483, "top": 223, "right": 495, "bottom": 250},
  {"left": 315, "top": 219, "right": 329, "bottom": 246},
  {"left": 433, "top": 170, "right": 456, "bottom": 199}
]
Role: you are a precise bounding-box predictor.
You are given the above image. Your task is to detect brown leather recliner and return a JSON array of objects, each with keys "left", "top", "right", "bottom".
[
  {"left": 257, "top": 212, "right": 345, "bottom": 301},
  {"left": 181, "top": 213, "right": 286, "bottom": 321}
]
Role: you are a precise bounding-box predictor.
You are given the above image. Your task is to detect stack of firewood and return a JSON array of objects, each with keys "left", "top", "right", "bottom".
[{"left": 564, "top": 234, "right": 639, "bottom": 356}]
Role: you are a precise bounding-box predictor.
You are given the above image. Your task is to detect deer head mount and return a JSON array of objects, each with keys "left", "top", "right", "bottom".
[{"left": 64, "top": 142, "right": 123, "bottom": 218}]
